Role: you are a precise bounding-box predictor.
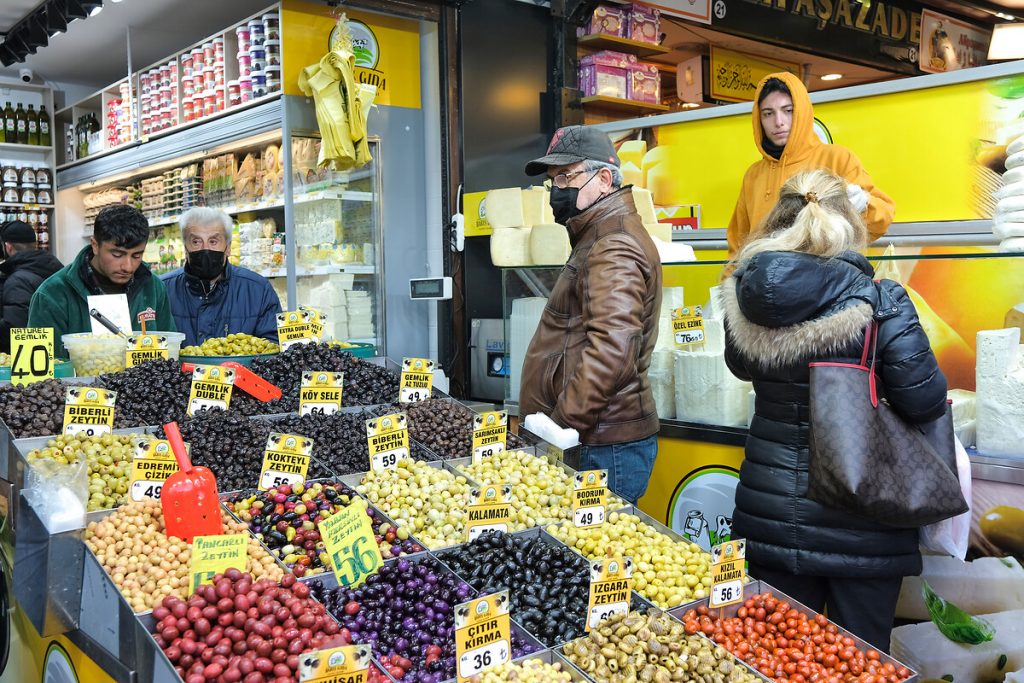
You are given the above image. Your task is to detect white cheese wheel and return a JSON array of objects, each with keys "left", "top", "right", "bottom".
[
  {"left": 1009, "top": 135, "right": 1024, "bottom": 157},
  {"left": 997, "top": 194, "right": 1024, "bottom": 214},
  {"left": 994, "top": 180, "right": 1024, "bottom": 199},
  {"left": 617, "top": 140, "right": 647, "bottom": 169},
  {"left": 1007, "top": 149, "right": 1024, "bottom": 171},
  {"left": 490, "top": 226, "right": 532, "bottom": 266},
  {"left": 484, "top": 188, "right": 525, "bottom": 229},
  {"left": 1006, "top": 167, "right": 1024, "bottom": 185},
  {"left": 529, "top": 223, "right": 570, "bottom": 265},
  {"left": 521, "top": 187, "right": 548, "bottom": 227},
  {"left": 631, "top": 187, "right": 658, "bottom": 224}
]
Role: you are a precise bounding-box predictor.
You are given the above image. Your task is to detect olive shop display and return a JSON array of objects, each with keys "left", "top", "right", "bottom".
[
  {"left": 27, "top": 432, "right": 142, "bottom": 511},
  {"left": 182, "top": 333, "right": 280, "bottom": 357},
  {"left": 373, "top": 399, "right": 525, "bottom": 459},
  {"left": 471, "top": 659, "right": 574, "bottom": 682},
  {"left": 0, "top": 378, "right": 135, "bottom": 438}
]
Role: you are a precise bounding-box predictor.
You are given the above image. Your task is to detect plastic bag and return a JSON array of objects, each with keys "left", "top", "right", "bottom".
[
  {"left": 920, "top": 435, "right": 972, "bottom": 559},
  {"left": 23, "top": 456, "right": 87, "bottom": 534}
]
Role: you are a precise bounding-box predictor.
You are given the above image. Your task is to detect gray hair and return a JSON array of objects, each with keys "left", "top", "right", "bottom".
[
  {"left": 582, "top": 159, "right": 623, "bottom": 188},
  {"left": 179, "top": 207, "right": 233, "bottom": 246}
]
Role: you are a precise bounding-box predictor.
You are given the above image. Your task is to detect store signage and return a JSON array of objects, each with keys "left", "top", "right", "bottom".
[
  {"left": 259, "top": 433, "right": 313, "bottom": 491},
  {"left": 187, "top": 364, "right": 235, "bottom": 416},
  {"left": 645, "top": 0, "right": 711, "bottom": 24},
  {"left": 673, "top": 306, "right": 706, "bottom": 348},
  {"left": 9, "top": 327, "right": 54, "bottom": 386},
  {"left": 455, "top": 591, "right": 511, "bottom": 682},
  {"left": 399, "top": 357, "right": 434, "bottom": 403},
  {"left": 277, "top": 307, "right": 326, "bottom": 350},
  {"left": 709, "top": 47, "right": 801, "bottom": 103},
  {"left": 710, "top": 538, "right": 747, "bottom": 608},
  {"left": 572, "top": 470, "right": 609, "bottom": 528},
  {"left": 471, "top": 411, "right": 508, "bottom": 463},
  {"left": 319, "top": 501, "right": 383, "bottom": 588},
  {"left": 919, "top": 10, "right": 991, "bottom": 74},
  {"left": 189, "top": 534, "right": 249, "bottom": 594},
  {"left": 125, "top": 334, "right": 169, "bottom": 367},
  {"left": 299, "top": 645, "right": 372, "bottom": 683},
  {"left": 129, "top": 438, "right": 183, "bottom": 502},
  {"left": 299, "top": 371, "right": 344, "bottom": 416},
  {"left": 464, "top": 485, "right": 513, "bottom": 542},
  {"left": 62, "top": 387, "right": 116, "bottom": 437},
  {"left": 585, "top": 556, "right": 633, "bottom": 631},
  {"left": 365, "top": 413, "right": 409, "bottom": 471},
  {"left": 463, "top": 191, "right": 492, "bottom": 237}
]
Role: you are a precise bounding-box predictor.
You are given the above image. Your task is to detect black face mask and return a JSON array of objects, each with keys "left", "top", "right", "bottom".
[
  {"left": 186, "top": 249, "right": 227, "bottom": 281},
  {"left": 549, "top": 170, "right": 600, "bottom": 225}
]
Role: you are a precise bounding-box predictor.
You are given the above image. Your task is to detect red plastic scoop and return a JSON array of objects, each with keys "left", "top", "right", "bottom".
[
  {"left": 180, "top": 362, "right": 283, "bottom": 402},
  {"left": 160, "top": 420, "right": 223, "bottom": 542}
]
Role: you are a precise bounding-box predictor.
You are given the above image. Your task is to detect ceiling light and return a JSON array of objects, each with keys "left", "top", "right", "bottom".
[
  {"left": 989, "top": 23, "right": 1024, "bottom": 60},
  {"left": 995, "top": 12, "right": 1015, "bottom": 20},
  {"left": 681, "top": 102, "right": 700, "bottom": 109},
  {"left": 821, "top": 73, "right": 843, "bottom": 81}
]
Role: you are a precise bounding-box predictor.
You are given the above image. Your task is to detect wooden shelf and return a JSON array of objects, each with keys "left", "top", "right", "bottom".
[
  {"left": 578, "top": 34, "right": 671, "bottom": 58},
  {"left": 580, "top": 95, "right": 670, "bottom": 114}
]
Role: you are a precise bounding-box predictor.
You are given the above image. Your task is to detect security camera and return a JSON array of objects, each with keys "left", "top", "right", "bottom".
[{"left": 18, "top": 68, "right": 32, "bottom": 83}]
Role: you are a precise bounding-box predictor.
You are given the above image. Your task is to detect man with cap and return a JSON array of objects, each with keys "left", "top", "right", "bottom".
[
  {"left": 519, "top": 126, "right": 663, "bottom": 504},
  {"left": 0, "top": 220, "right": 62, "bottom": 352}
]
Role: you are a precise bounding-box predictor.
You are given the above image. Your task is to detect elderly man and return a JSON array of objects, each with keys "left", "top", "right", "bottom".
[
  {"left": 162, "top": 207, "right": 281, "bottom": 347},
  {"left": 519, "top": 126, "right": 663, "bottom": 503}
]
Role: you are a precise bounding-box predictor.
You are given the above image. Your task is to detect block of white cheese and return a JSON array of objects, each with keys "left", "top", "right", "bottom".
[
  {"left": 1000, "top": 237, "right": 1024, "bottom": 253},
  {"left": 650, "top": 349, "right": 676, "bottom": 419},
  {"left": 644, "top": 221, "right": 672, "bottom": 243},
  {"left": 674, "top": 319, "right": 751, "bottom": 427},
  {"left": 995, "top": 221, "right": 1024, "bottom": 240},
  {"left": 622, "top": 161, "right": 642, "bottom": 188},
  {"left": 490, "top": 227, "right": 532, "bottom": 266},
  {"left": 656, "top": 287, "right": 684, "bottom": 351},
  {"left": 975, "top": 328, "right": 1024, "bottom": 456},
  {"left": 631, "top": 187, "right": 658, "bottom": 224},
  {"left": 618, "top": 140, "right": 647, "bottom": 169},
  {"left": 948, "top": 388, "right": 976, "bottom": 425},
  {"left": 896, "top": 555, "right": 1024, "bottom": 621},
  {"left": 521, "top": 187, "right": 549, "bottom": 227},
  {"left": 484, "top": 188, "right": 525, "bottom": 229},
  {"left": 529, "top": 223, "right": 571, "bottom": 266},
  {"left": 652, "top": 237, "right": 696, "bottom": 264},
  {"left": 891, "top": 608, "right": 1024, "bottom": 683}
]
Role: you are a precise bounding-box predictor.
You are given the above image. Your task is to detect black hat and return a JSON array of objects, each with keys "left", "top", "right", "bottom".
[
  {"left": 1, "top": 220, "right": 37, "bottom": 244},
  {"left": 525, "top": 126, "right": 620, "bottom": 176}
]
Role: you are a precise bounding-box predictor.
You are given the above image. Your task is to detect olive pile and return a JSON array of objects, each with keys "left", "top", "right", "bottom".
[
  {"left": 181, "top": 333, "right": 279, "bottom": 356},
  {"left": 439, "top": 530, "right": 594, "bottom": 646},
  {"left": 472, "top": 660, "right": 574, "bottom": 682},
  {"left": 27, "top": 432, "right": 144, "bottom": 511},
  {"left": 159, "top": 411, "right": 332, "bottom": 492},
  {"left": 0, "top": 379, "right": 133, "bottom": 438},
  {"left": 373, "top": 399, "right": 526, "bottom": 459}
]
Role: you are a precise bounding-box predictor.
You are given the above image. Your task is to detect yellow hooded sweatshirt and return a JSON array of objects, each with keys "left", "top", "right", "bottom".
[{"left": 727, "top": 72, "right": 895, "bottom": 256}]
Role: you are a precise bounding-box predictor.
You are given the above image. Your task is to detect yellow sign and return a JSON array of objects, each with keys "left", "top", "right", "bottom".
[
  {"left": 277, "top": 307, "right": 326, "bottom": 350},
  {"left": 465, "top": 485, "right": 513, "bottom": 542},
  {"left": 319, "top": 502, "right": 384, "bottom": 588},
  {"left": 585, "top": 556, "right": 634, "bottom": 631},
  {"left": 259, "top": 433, "right": 313, "bottom": 490},
  {"left": 300, "top": 371, "right": 344, "bottom": 416},
  {"left": 463, "top": 191, "right": 492, "bottom": 237},
  {"left": 129, "top": 438, "right": 182, "bottom": 502},
  {"left": 710, "top": 539, "right": 747, "bottom": 608},
  {"left": 399, "top": 357, "right": 434, "bottom": 403},
  {"left": 125, "top": 334, "right": 169, "bottom": 367},
  {"left": 189, "top": 534, "right": 248, "bottom": 593},
  {"left": 299, "top": 644, "right": 372, "bottom": 683},
  {"left": 673, "top": 306, "right": 705, "bottom": 348},
  {"left": 471, "top": 410, "right": 508, "bottom": 463},
  {"left": 187, "top": 364, "right": 235, "bottom": 416},
  {"left": 282, "top": 0, "right": 421, "bottom": 109},
  {"left": 455, "top": 591, "right": 511, "bottom": 682},
  {"left": 10, "top": 327, "right": 53, "bottom": 386},
  {"left": 62, "top": 386, "right": 116, "bottom": 437},
  {"left": 365, "top": 413, "right": 409, "bottom": 470},
  {"left": 709, "top": 47, "right": 801, "bottom": 103},
  {"left": 572, "top": 470, "right": 609, "bottom": 528}
]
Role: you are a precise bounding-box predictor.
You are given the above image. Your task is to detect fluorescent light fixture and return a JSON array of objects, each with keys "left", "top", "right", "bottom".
[
  {"left": 989, "top": 23, "right": 1024, "bottom": 60},
  {"left": 681, "top": 102, "right": 700, "bottom": 109},
  {"left": 821, "top": 73, "right": 843, "bottom": 81},
  {"left": 995, "top": 12, "right": 1015, "bottom": 20}
]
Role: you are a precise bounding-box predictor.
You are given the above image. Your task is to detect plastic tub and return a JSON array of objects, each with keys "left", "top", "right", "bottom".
[{"left": 62, "top": 334, "right": 127, "bottom": 376}]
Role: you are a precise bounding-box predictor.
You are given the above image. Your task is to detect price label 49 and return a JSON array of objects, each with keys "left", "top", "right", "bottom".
[{"left": 574, "top": 506, "right": 605, "bottom": 527}]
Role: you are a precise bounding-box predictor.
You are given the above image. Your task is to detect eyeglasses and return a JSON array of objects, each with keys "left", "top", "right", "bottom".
[{"left": 551, "top": 169, "right": 593, "bottom": 189}]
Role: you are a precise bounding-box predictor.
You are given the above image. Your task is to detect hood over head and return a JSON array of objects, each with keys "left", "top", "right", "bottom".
[{"left": 752, "top": 71, "right": 819, "bottom": 163}]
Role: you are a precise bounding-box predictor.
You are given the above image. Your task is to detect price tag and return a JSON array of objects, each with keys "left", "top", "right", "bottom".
[
  {"left": 471, "top": 411, "right": 507, "bottom": 463},
  {"left": 277, "top": 307, "right": 325, "bottom": 350},
  {"left": 125, "top": 334, "right": 169, "bottom": 367},
  {"left": 709, "top": 539, "right": 746, "bottom": 609},
  {"left": 62, "top": 387, "right": 117, "bottom": 437},
  {"left": 455, "top": 591, "right": 511, "bottom": 682},
  {"left": 129, "top": 438, "right": 183, "bottom": 502},
  {"left": 299, "top": 645, "right": 372, "bottom": 683},
  {"left": 365, "top": 413, "right": 409, "bottom": 471},
  {"left": 399, "top": 357, "right": 434, "bottom": 403},
  {"left": 189, "top": 534, "right": 248, "bottom": 593},
  {"left": 9, "top": 327, "right": 53, "bottom": 386},
  {"left": 673, "top": 306, "right": 705, "bottom": 348},
  {"left": 299, "top": 371, "right": 344, "bottom": 416},
  {"left": 258, "top": 433, "right": 313, "bottom": 490},
  {"left": 187, "top": 364, "right": 235, "bottom": 416},
  {"left": 572, "top": 470, "right": 608, "bottom": 528},
  {"left": 464, "top": 485, "right": 513, "bottom": 542},
  {"left": 319, "top": 502, "right": 384, "bottom": 588},
  {"left": 585, "top": 556, "right": 634, "bottom": 631}
]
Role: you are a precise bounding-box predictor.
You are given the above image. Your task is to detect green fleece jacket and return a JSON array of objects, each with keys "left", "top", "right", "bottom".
[{"left": 28, "top": 247, "right": 176, "bottom": 358}]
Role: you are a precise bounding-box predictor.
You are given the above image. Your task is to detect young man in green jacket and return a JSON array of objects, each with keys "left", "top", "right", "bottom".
[{"left": 28, "top": 205, "right": 176, "bottom": 357}]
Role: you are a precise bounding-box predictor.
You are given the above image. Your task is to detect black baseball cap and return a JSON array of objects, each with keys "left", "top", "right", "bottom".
[
  {"left": 525, "top": 126, "right": 620, "bottom": 176},
  {"left": 0, "top": 220, "right": 36, "bottom": 244}
]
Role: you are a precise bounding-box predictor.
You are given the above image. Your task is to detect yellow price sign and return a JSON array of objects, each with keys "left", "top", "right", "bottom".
[
  {"left": 187, "top": 364, "right": 235, "bottom": 416},
  {"left": 259, "top": 432, "right": 313, "bottom": 491},
  {"left": 125, "top": 334, "right": 169, "bottom": 367},
  {"left": 455, "top": 591, "right": 511, "bottom": 682},
  {"left": 10, "top": 327, "right": 54, "bottom": 386},
  {"left": 572, "top": 469, "right": 608, "bottom": 528},
  {"left": 365, "top": 413, "right": 409, "bottom": 471},
  {"left": 672, "top": 306, "right": 705, "bottom": 348},
  {"left": 319, "top": 503, "right": 384, "bottom": 588},
  {"left": 189, "top": 534, "right": 248, "bottom": 593},
  {"left": 277, "top": 307, "right": 325, "bottom": 350},
  {"left": 399, "top": 357, "right": 434, "bottom": 403},
  {"left": 129, "top": 437, "right": 182, "bottom": 502},
  {"left": 299, "top": 371, "right": 344, "bottom": 416},
  {"left": 471, "top": 411, "right": 507, "bottom": 463},
  {"left": 299, "top": 644, "right": 372, "bottom": 683},
  {"left": 710, "top": 539, "right": 747, "bottom": 609},
  {"left": 586, "top": 556, "right": 633, "bottom": 632},
  {"left": 62, "top": 386, "right": 116, "bottom": 437},
  {"left": 464, "top": 485, "right": 512, "bottom": 542}
]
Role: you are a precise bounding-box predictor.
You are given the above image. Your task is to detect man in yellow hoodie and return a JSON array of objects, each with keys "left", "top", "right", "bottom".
[{"left": 727, "top": 71, "right": 895, "bottom": 256}]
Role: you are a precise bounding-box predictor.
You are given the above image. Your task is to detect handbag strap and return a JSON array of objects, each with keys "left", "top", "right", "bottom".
[{"left": 867, "top": 320, "right": 880, "bottom": 409}]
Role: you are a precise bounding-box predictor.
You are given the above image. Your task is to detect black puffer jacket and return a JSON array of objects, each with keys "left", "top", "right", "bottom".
[
  {"left": 0, "top": 249, "right": 63, "bottom": 352},
  {"left": 722, "top": 251, "right": 947, "bottom": 579}
]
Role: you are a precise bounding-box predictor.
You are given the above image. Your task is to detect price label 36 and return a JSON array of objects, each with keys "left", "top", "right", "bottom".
[{"left": 458, "top": 641, "right": 508, "bottom": 678}]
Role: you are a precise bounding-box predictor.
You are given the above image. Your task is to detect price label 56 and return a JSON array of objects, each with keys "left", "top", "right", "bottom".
[{"left": 329, "top": 534, "right": 382, "bottom": 587}]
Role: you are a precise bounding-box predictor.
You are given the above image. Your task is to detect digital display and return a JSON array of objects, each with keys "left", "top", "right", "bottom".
[{"left": 412, "top": 279, "right": 442, "bottom": 296}]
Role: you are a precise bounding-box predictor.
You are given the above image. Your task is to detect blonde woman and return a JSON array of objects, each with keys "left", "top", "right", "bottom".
[{"left": 721, "top": 170, "right": 947, "bottom": 651}]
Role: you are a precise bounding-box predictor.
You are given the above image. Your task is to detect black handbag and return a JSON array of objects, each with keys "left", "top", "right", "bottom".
[{"left": 807, "top": 321, "right": 968, "bottom": 529}]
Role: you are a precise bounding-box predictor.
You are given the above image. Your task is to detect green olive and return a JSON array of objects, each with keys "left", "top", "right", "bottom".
[{"left": 980, "top": 505, "right": 1024, "bottom": 556}]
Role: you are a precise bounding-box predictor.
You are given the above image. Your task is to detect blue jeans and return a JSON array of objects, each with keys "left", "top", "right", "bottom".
[{"left": 579, "top": 435, "right": 658, "bottom": 504}]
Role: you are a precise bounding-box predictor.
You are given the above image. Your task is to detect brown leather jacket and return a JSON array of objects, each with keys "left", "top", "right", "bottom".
[{"left": 519, "top": 188, "right": 662, "bottom": 445}]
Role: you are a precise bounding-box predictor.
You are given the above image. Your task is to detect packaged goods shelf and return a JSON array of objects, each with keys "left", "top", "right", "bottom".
[
  {"left": 580, "top": 95, "right": 670, "bottom": 114},
  {"left": 577, "top": 33, "right": 671, "bottom": 57},
  {"left": 0, "top": 141, "right": 52, "bottom": 153}
]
